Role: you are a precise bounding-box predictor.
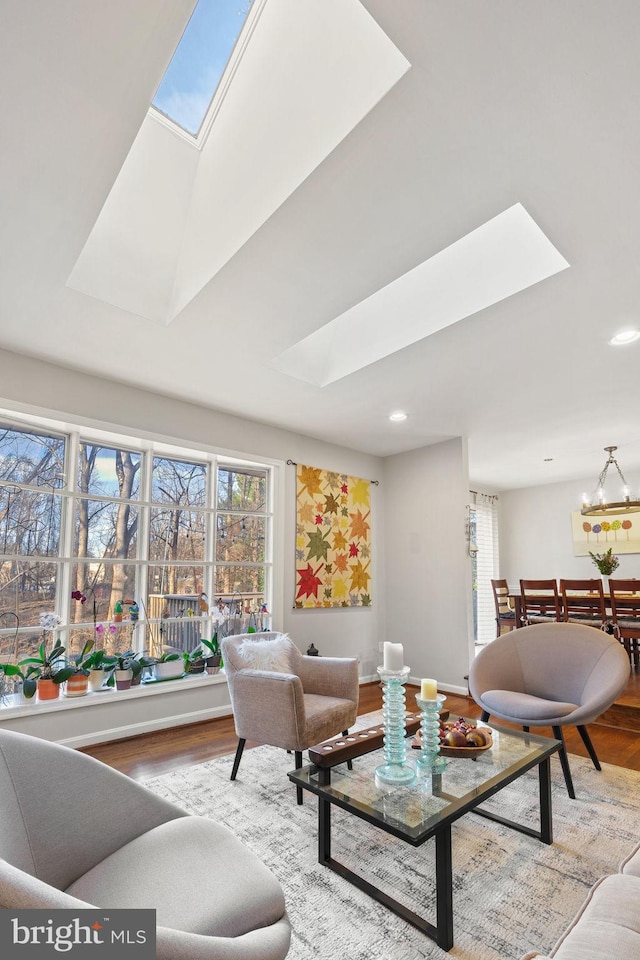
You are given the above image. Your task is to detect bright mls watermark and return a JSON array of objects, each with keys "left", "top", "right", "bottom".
[{"left": 0, "top": 909, "right": 156, "bottom": 956}]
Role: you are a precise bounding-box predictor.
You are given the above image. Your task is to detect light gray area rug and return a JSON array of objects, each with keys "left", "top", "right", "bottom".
[{"left": 143, "top": 717, "right": 640, "bottom": 960}]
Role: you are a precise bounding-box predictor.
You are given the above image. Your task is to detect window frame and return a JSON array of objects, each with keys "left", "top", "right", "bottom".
[{"left": 0, "top": 412, "right": 278, "bottom": 666}]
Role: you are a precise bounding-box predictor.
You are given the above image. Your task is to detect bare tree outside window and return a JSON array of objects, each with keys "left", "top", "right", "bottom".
[{"left": 0, "top": 421, "right": 273, "bottom": 665}]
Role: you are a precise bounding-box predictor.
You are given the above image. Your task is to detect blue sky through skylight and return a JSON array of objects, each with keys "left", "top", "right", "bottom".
[{"left": 152, "top": 0, "right": 254, "bottom": 136}]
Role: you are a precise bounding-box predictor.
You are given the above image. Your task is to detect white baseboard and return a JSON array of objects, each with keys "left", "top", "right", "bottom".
[{"left": 59, "top": 704, "right": 232, "bottom": 750}]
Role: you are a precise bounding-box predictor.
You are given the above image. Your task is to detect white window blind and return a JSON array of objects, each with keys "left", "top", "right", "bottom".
[{"left": 472, "top": 493, "right": 499, "bottom": 645}]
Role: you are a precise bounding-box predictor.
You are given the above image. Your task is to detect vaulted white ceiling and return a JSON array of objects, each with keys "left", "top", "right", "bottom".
[{"left": 2, "top": 0, "right": 640, "bottom": 493}]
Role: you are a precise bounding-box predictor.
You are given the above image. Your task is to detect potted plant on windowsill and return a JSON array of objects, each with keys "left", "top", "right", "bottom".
[
  {"left": 82, "top": 647, "right": 109, "bottom": 692},
  {"left": 149, "top": 651, "right": 184, "bottom": 681},
  {"left": 198, "top": 633, "right": 222, "bottom": 675},
  {"left": 18, "top": 641, "right": 75, "bottom": 700},
  {"left": 0, "top": 661, "right": 40, "bottom": 702},
  {"left": 183, "top": 646, "right": 206, "bottom": 674},
  {"left": 63, "top": 637, "right": 95, "bottom": 697},
  {"left": 103, "top": 650, "right": 154, "bottom": 690}
]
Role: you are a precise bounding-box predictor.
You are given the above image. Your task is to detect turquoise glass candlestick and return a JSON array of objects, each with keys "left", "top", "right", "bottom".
[
  {"left": 374, "top": 665, "right": 416, "bottom": 786},
  {"left": 415, "top": 692, "right": 447, "bottom": 774}
]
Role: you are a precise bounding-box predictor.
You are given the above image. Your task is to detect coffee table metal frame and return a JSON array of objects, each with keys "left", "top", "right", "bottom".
[{"left": 288, "top": 722, "right": 560, "bottom": 952}]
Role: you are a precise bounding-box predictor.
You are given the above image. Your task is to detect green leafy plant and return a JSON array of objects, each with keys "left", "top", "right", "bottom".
[
  {"left": 18, "top": 611, "right": 74, "bottom": 687},
  {"left": 182, "top": 647, "right": 206, "bottom": 672},
  {"left": 66, "top": 637, "right": 95, "bottom": 677},
  {"left": 198, "top": 633, "right": 222, "bottom": 667},
  {"left": 101, "top": 650, "right": 156, "bottom": 686},
  {"left": 18, "top": 641, "right": 75, "bottom": 686},
  {"left": 153, "top": 651, "right": 182, "bottom": 664},
  {"left": 0, "top": 661, "right": 40, "bottom": 699},
  {"left": 589, "top": 547, "right": 620, "bottom": 576}
]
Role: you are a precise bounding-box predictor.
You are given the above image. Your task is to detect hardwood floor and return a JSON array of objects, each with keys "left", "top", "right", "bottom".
[{"left": 82, "top": 671, "right": 640, "bottom": 779}]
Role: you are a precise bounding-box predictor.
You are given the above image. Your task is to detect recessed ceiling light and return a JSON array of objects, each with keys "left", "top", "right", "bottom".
[
  {"left": 609, "top": 329, "right": 640, "bottom": 346},
  {"left": 389, "top": 411, "right": 407, "bottom": 422}
]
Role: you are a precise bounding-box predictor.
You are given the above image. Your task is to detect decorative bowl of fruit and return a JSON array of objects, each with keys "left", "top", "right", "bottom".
[{"left": 412, "top": 717, "right": 493, "bottom": 757}]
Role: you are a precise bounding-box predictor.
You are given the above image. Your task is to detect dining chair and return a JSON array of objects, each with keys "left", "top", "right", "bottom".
[
  {"left": 608, "top": 579, "right": 640, "bottom": 667},
  {"left": 490, "top": 579, "right": 517, "bottom": 637},
  {"left": 519, "top": 579, "right": 562, "bottom": 625},
  {"left": 559, "top": 578, "right": 608, "bottom": 629},
  {"left": 469, "top": 622, "right": 630, "bottom": 798}
]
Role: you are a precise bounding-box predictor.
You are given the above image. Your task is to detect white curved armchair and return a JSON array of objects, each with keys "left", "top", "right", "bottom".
[
  {"left": 0, "top": 729, "right": 291, "bottom": 960},
  {"left": 469, "top": 622, "right": 629, "bottom": 798}
]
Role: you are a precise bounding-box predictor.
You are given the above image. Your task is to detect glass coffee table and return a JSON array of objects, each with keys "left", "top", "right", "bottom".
[{"left": 288, "top": 719, "right": 560, "bottom": 952}]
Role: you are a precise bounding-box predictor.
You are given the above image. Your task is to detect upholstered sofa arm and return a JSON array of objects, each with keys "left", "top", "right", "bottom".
[
  {"left": 297, "top": 655, "right": 359, "bottom": 701},
  {"left": 156, "top": 917, "right": 292, "bottom": 960},
  {"left": 231, "top": 669, "right": 306, "bottom": 748}
]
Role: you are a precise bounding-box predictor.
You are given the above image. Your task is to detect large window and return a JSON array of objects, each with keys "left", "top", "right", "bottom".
[{"left": 0, "top": 419, "right": 274, "bottom": 666}]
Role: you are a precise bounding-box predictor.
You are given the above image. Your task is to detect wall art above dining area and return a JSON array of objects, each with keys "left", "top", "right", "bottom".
[{"left": 571, "top": 510, "right": 640, "bottom": 556}]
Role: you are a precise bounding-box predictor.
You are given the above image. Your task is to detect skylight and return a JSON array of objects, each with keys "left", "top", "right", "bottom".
[
  {"left": 152, "top": 0, "right": 255, "bottom": 137},
  {"left": 271, "top": 204, "right": 570, "bottom": 386}
]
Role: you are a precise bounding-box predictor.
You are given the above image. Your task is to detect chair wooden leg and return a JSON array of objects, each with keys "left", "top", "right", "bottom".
[
  {"left": 577, "top": 725, "right": 601, "bottom": 771},
  {"left": 552, "top": 726, "right": 576, "bottom": 799},
  {"left": 343, "top": 730, "right": 353, "bottom": 771},
  {"left": 295, "top": 750, "right": 303, "bottom": 805},
  {"left": 230, "top": 738, "right": 246, "bottom": 781}
]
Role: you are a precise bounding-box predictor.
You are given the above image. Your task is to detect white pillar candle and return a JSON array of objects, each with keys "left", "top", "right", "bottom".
[
  {"left": 420, "top": 677, "right": 438, "bottom": 700},
  {"left": 383, "top": 641, "right": 404, "bottom": 671}
]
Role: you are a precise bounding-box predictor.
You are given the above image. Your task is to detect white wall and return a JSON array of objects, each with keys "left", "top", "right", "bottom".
[
  {"left": 382, "top": 438, "right": 474, "bottom": 694},
  {"left": 0, "top": 349, "right": 385, "bottom": 740},
  {"left": 500, "top": 473, "right": 640, "bottom": 587}
]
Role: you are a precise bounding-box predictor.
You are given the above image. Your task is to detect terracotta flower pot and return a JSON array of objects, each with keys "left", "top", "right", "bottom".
[
  {"left": 65, "top": 673, "right": 89, "bottom": 697},
  {"left": 37, "top": 678, "right": 60, "bottom": 701}
]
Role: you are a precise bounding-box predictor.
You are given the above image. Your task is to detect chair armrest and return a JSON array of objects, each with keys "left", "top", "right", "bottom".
[
  {"left": 0, "top": 859, "right": 95, "bottom": 909},
  {"left": 297, "top": 656, "right": 359, "bottom": 702},
  {"left": 231, "top": 670, "right": 306, "bottom": 748},
  {"left": 0, "top": 731, "right": 185, "bottom": 890}
]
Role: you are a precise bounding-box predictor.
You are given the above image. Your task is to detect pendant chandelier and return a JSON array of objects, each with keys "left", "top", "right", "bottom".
[{"left": 581, "top": 445, "right": 640, "bottom": 516}]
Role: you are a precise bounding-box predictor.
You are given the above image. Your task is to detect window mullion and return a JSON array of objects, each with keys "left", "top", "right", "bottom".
[{"left": 57, "top": 431, "right": 79, "bottom": 633}]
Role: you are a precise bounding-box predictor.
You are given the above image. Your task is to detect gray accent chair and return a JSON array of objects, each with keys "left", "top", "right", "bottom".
[
  {"left": 221, "top": 632, "right": 359, "bottom": 804},
  {"left": 0, "top": 728, "right": 291, "bottom": 960},
  {"left": 469, "top": 622, "right": 630, "bottom": 799}
]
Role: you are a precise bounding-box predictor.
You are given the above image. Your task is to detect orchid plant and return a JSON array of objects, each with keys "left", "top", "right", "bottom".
[{"left": 18, "top": 612, "right": 74, "bottom": 686}]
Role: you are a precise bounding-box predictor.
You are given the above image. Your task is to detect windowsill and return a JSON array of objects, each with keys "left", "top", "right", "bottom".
[{"left": 0, "top": 670, "right": 228, "bottom": 718}]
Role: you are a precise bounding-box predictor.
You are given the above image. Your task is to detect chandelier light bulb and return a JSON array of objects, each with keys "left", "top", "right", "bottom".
[{"left": 581, "top": 445, "right": 640, "bottom": 516}]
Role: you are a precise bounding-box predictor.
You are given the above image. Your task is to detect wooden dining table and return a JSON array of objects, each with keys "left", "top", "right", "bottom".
[{"left": 507, "top": 590, "right": 636, "bottom": 627}]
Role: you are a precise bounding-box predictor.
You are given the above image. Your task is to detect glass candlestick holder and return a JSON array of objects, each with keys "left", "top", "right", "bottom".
[
  {"left": 415, "top": 693, "right": 447, "bottom": 774},
  {"left": 374, "top": 665, "right": 416, "bottom": 786}
]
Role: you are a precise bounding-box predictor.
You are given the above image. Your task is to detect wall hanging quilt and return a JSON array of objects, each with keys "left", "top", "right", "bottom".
[{"left": 295, "top": 463, "right": 371, "bottom": 607}]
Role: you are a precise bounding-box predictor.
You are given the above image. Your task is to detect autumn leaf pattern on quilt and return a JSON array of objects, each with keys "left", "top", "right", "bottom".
[{"left": 295, "top": 463, "right": 372, "bottom": 608}]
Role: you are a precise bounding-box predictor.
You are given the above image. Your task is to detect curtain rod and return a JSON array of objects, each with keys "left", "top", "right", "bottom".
[
  {"left": 287, "top": 459, "right": 379, "bottom": 485},
  {"left": 469, "top": 489, "right": 499, "bottom": 501}
]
